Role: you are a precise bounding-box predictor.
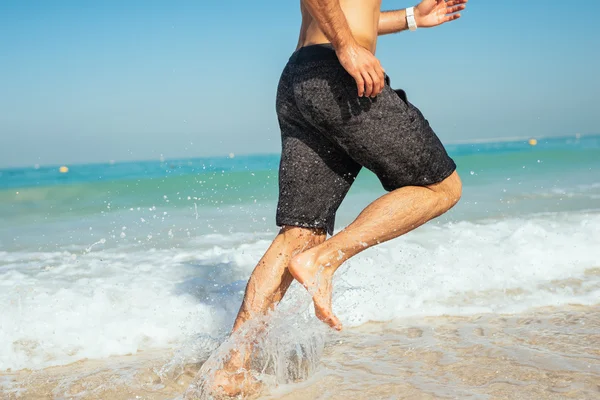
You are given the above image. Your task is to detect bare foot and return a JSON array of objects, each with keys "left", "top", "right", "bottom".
[
  {"left": 289, "top": 250, "right": 342, "bottom": 331},
  {"left": 188, "top": 345, "right": 256, "bottom": 399},
  {"left": 210, "top": 369, "right": 261, "bottom": 398}
]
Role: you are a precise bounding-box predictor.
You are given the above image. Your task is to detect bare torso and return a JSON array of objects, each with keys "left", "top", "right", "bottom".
[{"left": 297, "top": 0, "right": 381, "bottom": 53}]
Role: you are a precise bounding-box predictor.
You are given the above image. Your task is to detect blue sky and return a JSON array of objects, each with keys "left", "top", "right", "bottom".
[{"left": 1, "top": 0, "right": 599, "bottom": 168}]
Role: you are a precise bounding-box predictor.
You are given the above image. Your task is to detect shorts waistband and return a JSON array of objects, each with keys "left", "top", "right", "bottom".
[
  {"left": 287, "top": 43, "right": 396, "bottom": 92},
  {"left": 288, "top": 43, "right": 339, "bottom": 64}
]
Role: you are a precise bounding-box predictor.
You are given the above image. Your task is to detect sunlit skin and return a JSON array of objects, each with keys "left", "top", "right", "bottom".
[
  {"left": 200, "top": 1, "right": 466, "bottom": 397},
  {"left": 299, "top": 0, "right": 467, "bottom": 97}
]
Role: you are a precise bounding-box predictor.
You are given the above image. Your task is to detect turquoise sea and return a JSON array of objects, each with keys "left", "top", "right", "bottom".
[
  {"left": 2, "top": 135, "right": 599, "bottom": 249},
  {"left": 1, "top": 134, "right": 599, "bottom": 397}
]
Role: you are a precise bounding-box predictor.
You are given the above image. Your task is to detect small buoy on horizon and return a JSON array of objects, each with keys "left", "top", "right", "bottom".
[
  {"left": 59, "top": 166, "right": 69, "bottom": 173},
  {"left": 528, "top": 138, "right": 538, "bottom": 146}
]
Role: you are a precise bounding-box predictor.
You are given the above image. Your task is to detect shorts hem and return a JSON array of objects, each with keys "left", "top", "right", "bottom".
[
  {"left": 382, "top": 163, "right": 457, "bottom": 192},
  {"left": 275, "top": 218, "right": 332, "bottom": 235},
  {"left": 428, "top": 164, "right": 458, "bottom": 186}
]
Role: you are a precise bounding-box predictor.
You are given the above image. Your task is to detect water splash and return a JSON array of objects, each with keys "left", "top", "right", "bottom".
[{"left": 182, "top": 290, "right": 328, "bottom": 399}]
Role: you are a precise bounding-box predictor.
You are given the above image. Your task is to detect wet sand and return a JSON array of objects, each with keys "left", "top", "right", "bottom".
[{"left": 2, "top": 304, "right": 599, "bottom": 399}]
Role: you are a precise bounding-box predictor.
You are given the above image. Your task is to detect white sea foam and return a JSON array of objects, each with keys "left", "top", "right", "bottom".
[
  {"left": 333, "top": 212, "right": 600, "bottom": 326},
  {"left": 0, "top": 249, "right": 233, "bottom": 372},
  {"left": 1, "top": 211, "right": 599, "bottom": 372}
]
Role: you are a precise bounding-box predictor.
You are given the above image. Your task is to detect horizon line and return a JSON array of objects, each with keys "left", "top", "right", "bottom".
[{"left": 0, "top": 132, "right": 597, "bottom": 172}]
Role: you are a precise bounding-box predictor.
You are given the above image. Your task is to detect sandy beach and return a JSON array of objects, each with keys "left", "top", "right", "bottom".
[{"left": 3, "top": 303, "right": 599, "bottom": 400}]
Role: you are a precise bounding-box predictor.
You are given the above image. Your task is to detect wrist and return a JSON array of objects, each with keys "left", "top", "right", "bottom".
[
  {"left": 406, "top": 6, "right": 418, "bottom": 31},
  {"left": 413, "top": 6, "right": 422, "bottom": 27},
  {"left": 335, "top": 38, "right": 359, "bottom": 53}
]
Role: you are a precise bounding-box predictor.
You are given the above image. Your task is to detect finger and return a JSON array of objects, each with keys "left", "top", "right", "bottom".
[
  {"left": 447, "top": 4, "right": 466, "bottom": 13},
  {"left": 353, "top": 72, "right": 365, "bottom": 97},
  {"left": 444, "top": 13, "right": 461, "bottom": 23},
  {"left": 366, "top": 68, "right": 382, "bottom": 98},
  {"left": 446, "top": 0, "right": 467, "bottom": 7},
  {"left": 371, "top": 65, "right": 384, "bottom": 97},
  {"left": 361, "top": 69, "right": 374, "bottom": 97},
  {"left": 376, "top": 64, "right": 385, "bottom": 95}
]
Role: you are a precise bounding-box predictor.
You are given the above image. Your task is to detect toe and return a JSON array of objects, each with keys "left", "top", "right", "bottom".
[
  {"left": 327, "top": 315, "right": 343, "bottom": 331},
  {"left": 316, "top": 308, "right": 342, "bottom": 330}
]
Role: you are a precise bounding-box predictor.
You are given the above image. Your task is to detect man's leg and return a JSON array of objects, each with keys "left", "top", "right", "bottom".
[
  {"left": 232, "top": 226, "right": 326, "bottom": 332},
  {"left": 289, "top": 171, "right": 462, "bottom": 330},
  {"left": 209, "top": 226, "right": 326, "bottom": 396}
]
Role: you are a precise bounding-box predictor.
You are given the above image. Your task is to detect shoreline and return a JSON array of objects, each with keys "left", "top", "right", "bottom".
[{"left": 3, "top": 304, "right": 599, "bottom": 399}]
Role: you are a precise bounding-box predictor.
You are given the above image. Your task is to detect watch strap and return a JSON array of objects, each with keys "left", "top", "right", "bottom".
[{"left": 406, "top": 7, "right": 418, "bottom": 31}]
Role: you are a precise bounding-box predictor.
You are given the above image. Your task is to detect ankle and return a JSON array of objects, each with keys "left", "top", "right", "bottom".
[{"left": 312, "top": 248, "right": 344, "bottom": 272}]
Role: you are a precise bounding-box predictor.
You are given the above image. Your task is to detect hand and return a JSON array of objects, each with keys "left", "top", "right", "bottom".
[
  {"left": 336, "top": 43, "right": 385, "bottom": 98},
  {"left": 415, "top": 0, "right": 467, "bottom": 28}
]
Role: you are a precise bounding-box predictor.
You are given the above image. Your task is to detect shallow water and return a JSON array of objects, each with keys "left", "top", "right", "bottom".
[
  {"left": 271, "top": 305, "right": 600, "bottom": 400},
  {"left": 3, "top": 305, "right": 599, "bottom": 399}
]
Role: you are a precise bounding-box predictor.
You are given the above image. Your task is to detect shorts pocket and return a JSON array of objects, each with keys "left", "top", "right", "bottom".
[
  {"left": 332, "top": 69, "right": 412, "bottom": 125},
  {"left": 295, "top": 65, "right": 364, "bottom": 128}
]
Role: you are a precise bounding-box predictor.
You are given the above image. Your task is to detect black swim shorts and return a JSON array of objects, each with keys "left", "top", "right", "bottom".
[{"left": 275, "top": 43, "right": 456, "bottom": 235}]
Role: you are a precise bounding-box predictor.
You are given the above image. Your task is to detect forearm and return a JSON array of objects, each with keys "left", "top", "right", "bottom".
[
  {"left": 378, "top": 9, "right": 409, "bottom": 36},
  {"left": 303, "top": 0, "right": 357, "bottom": 48}
]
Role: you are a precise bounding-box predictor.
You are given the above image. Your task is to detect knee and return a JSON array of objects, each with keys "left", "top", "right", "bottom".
[{"left": 433, "top": 171, "right": 462, "bottom": 211}]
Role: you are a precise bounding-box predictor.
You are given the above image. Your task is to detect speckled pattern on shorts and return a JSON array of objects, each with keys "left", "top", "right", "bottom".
[{"left": 275, "top": 44, "right": 456, "bottom": 235}]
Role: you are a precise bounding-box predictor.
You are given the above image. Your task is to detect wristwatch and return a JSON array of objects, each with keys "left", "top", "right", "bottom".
[{"left": 406, "top": 7, "right": 418, "bottom": 31}]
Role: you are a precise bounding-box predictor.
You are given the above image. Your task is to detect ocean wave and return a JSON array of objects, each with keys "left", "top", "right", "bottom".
[{"left": 1, "top": 211, "right": 599, "bottom": 371}]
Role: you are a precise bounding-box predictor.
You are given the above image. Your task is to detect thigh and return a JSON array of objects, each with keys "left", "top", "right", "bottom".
[
  {"left": 276, "top": 121, "right": 361, "bottom": 236},
  {"left": 322, "top": 75, "right": 456, "bottom": 191}
]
